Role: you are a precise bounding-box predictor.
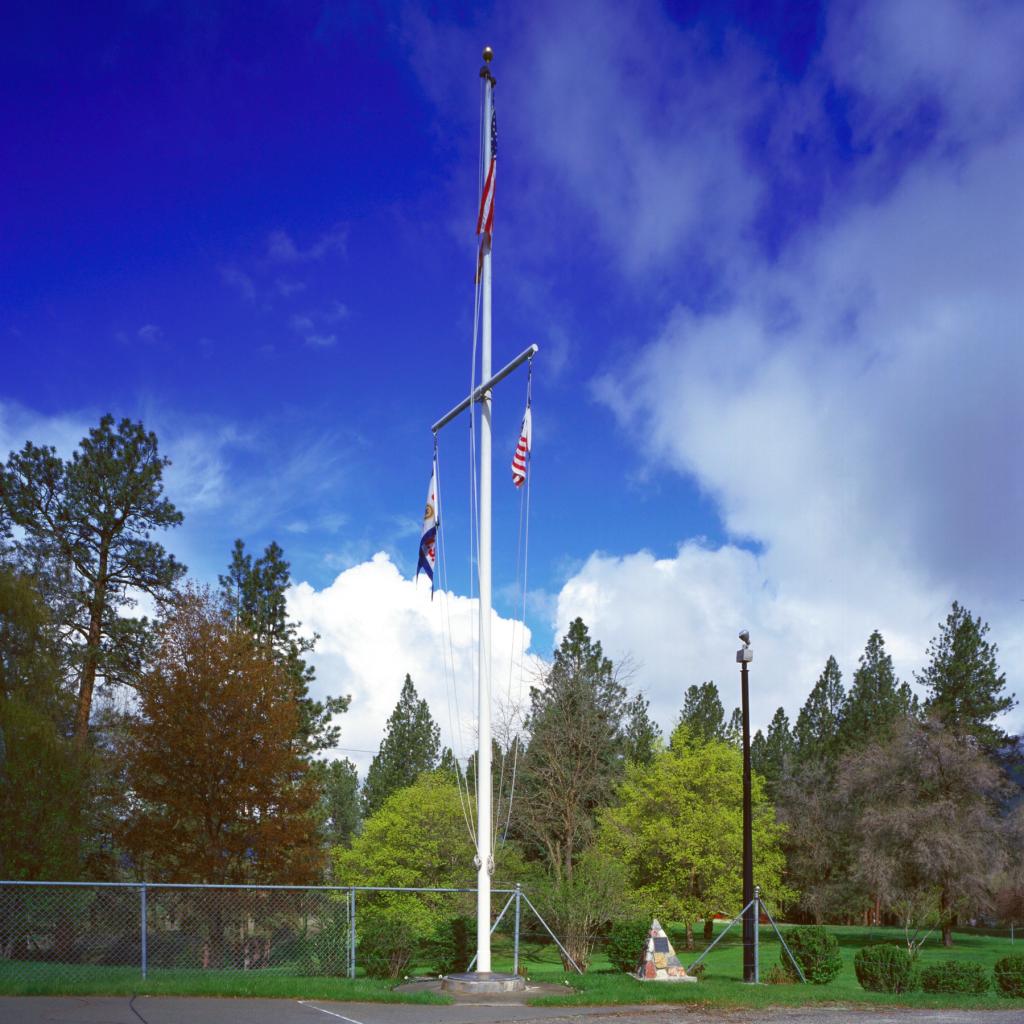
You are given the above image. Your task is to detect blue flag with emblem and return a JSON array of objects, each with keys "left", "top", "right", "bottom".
[{"left": 417, "top": 461, "right": 439, "bottom": 592}]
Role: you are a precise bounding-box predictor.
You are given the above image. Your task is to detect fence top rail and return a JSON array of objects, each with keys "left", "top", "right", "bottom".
[{"left": 0, "top": 880, "right": 518, "bottom": 894}]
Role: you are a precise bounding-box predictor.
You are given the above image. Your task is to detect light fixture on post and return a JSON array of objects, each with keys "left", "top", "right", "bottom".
[{"left": 736, "top": 630, "right": 755, "bottom": 983}]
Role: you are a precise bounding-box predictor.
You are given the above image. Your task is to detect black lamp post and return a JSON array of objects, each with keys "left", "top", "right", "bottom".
[{"left": 737, "top": 630, "right": 755, "bottom": 983}]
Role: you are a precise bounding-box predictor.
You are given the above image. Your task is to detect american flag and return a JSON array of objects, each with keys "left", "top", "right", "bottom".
[
  {"left": 475, "top": 101, "right": 497, "bottom": 280},
  {"left": 511, "top": 406, "right": 531, "bottom": 487}
]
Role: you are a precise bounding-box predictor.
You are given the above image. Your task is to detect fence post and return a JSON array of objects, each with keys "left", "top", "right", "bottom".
[
  {"left": 513, "top": 883, "right": 521, "bottom": 977},
  {"left": 753, "top": 885, "right": 760, "bottom": 984},
  {"left": 349, "top": 887, "right": 356, "bottom": 979},
  {"left": 140, "top": 883, "right": 148, "bottom": 981}
]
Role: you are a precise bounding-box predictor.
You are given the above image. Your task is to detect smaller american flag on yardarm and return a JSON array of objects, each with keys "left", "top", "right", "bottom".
[{"left": 511, "top": 406, "right": 531, "bottom": 487}]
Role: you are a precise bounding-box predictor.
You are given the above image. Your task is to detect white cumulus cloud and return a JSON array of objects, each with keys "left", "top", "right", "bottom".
[{"left": 288, "top": 552, "right": 538, "bottom": 773}]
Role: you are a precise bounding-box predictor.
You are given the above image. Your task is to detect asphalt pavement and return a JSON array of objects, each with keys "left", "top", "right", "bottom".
[{"left": 1, "top": 998, "right": 1023, "bottom": 1024}]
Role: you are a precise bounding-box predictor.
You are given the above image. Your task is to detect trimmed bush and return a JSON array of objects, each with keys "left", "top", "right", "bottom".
[
  {"left": 921, "top": 960, "right": 989, "bottom": 994},
  {"left": 993, "top": 954, "right": 1024, "bottom": 998},
  {"left": 781, "top": 925, "right": 842, "bottom": 984},
  {"left": 605, "top": 919, "right": 650, "bottom": 973},
  {"left": 854, "top": 943, "right": 918, "bottom": 993}
]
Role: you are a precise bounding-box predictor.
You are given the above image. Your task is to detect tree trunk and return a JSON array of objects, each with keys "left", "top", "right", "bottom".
[
  {"left": 703, "top": 917, "right": 714, "bottom": 941},
  {"left": 74, "top": 565, "right": 108, "bottom": 745},
  {"left": 685, "top": 921, "right": 694, "bottom": 951},
  {"left": 941, "top": 886, "right": 954, "bottom": 947},
  {"left": 74, "top": 609, "right": 102, "bottom": 744}
]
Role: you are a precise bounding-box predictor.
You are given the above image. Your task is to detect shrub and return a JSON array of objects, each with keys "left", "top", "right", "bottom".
[
  {"left": 920, "top": 960, "right": 989, "bottom": 994},
  {"left": 764, "top": 963, "right": 795, "bottom": 985},
  {"left": 424, "top": 916, "right": 473, "bottom": 975},
  {"left": 605, "top": 919, "right": 650, "bottom": 973},
  {"left": 781, "top": 925, "right": 842, "bottom": 984},
  {"left": 358, "top": 913, "right": 414, "bottom": 980},
  {"left": 993, "top": 954, "right": 1024, "bottom": 998},
  {"left": 295, "top": 915, "right": 350, "bottom": 977},
  {"left": 854, "top": 943, "right": 918, "bottom": 993}
]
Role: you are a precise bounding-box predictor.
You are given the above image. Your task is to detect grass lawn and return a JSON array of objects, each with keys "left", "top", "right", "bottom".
[
  {"left": 506, "top": 921, "right": 1024, "bottom": 1011},
  {"left": 2, "top": 921, "right": 1022, "bottom": 1011},
  {"left": 0, "top": 961, "right": 449, "bottom": 1003}
]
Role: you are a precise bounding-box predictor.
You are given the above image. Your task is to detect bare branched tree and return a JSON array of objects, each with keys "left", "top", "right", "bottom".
[{"left": 838, "top": 715, "right": 1012, "bottom": 946}]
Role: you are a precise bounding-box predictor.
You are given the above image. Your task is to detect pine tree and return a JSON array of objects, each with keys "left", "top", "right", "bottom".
[
  {"left": 794, "top": 655, "right": 845, "bottom": 769},
  {"left": 673, "top": 681, "right": 725, "bottom": 745},
  {"left": 919, "top": 601, "right": 1016, "bottom": 755},
  {"left": 838, "top": 630, "right": 917, "bottom": 751},
  {"left": 219, "top": 539, "right": 349, "bottom": 753},
  {"left": 362, "top": 674, "right": 440, "bottom": 817},
  {"left": 623, "top": 692, "right": 660, "bottom": 765},
  {"left": 316, "top": 758, "right": 360, "bottom": 850},
  {"left": 725, "top": 706, "right": 743, "bottom": 746},
  {"left": 751, "top": 706, "right": 795, "bottom": 801},
  {"left": 517, "top": 618, "right": 629, "bottom": 881},
  {"left": 2, "top": 415, "right": 185, "bottom": 743}
]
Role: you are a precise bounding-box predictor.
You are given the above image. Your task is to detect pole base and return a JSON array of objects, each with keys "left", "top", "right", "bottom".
[{"left": 442, "top": 971, "right": 526, "bottom": 993}]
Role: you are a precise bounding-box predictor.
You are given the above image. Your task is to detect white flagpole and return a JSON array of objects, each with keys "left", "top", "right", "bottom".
[{"left": 476, "top": 47, "right": 495, "bottom": 976}]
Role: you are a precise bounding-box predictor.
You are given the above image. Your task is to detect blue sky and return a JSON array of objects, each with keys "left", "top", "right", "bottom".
[{"left": 4, "top": 1, "right": 1022, "bottom": 766}]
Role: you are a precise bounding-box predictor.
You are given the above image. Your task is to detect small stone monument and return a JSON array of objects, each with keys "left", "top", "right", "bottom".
[{"left": 635, "top": 919, "right": 697, "bottom": 982}]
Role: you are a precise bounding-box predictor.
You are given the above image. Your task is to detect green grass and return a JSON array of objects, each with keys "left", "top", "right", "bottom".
[
  {"left": 506, "top": 922, "right": 1024, "bottom": 1011},
  {"left": 0, "top": 961, "right": 449, "bottom": 1003},
  {"left": 2, "top": 922, "right": 1022, "bottom": 1010}
]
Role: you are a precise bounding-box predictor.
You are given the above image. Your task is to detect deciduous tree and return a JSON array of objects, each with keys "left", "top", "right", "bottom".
[
  {"left": 838, "top": 715, "right": 1011, "bottom": 946},
  {"left": 600, "top": 732, "right": 791, "bottom": 949},
  {"left": 120, "top": 588, "right": 323, "bottom": 883},
  {"left": 0, "top": 565, "right": 84, "bottom": 878}
]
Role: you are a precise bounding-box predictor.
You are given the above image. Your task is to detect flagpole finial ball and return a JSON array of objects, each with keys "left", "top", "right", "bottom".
[{"left": 482, "top": 46, "right": 494, "bottom": 62}]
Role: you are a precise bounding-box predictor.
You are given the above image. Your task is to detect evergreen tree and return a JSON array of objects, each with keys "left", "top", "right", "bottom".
[
  {"left": 725, "top": 706, "right": 744, "bottom": 746},
  {"left": 362, "top": 674, "right": 440, "bottom": 817},
  {"left": 2, "top": 415, "right": 185, "bottom": 743},
  {"left": 622, "top": 692, "right": 660, "bottom": 765},
  {"left": 517, "top": 618, "right": 629, "bottom": 881},
  {"left": 219, "top": 539, "right": 349, "bottom": 753},
  {"left": 919, "top": 601, "right": 1016, "bottom": 755},
  {"left": 751, "top": 706, "right": 795, "bottom": 801},
  {"left": 438, "top": 746, "right": 462, "bottom": 782},
  {"left": 794, "top": 655, "right": 845, "bottom": 769},
  {"left": 316, "top": 758, "right": 360, "bottom": 850},
  {"left": 674, "top": 681, "right": 725, "bottom": 744},
  {"left": 838, "top": 630, "right": 917, "bottom": 751}
]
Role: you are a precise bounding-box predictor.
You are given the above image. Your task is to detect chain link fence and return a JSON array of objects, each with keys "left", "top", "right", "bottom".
[{"left": 0, "top": 881, "right": 542, "bottom": 986}]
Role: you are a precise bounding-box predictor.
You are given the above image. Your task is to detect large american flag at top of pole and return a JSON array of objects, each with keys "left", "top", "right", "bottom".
[{"left": 475, "top": 99, "right": 496, "bottom": 281}]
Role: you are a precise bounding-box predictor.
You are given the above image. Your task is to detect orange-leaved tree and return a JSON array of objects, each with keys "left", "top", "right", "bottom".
[{"left": 120, "top": 586, "right": 323, "bottom": 884}]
